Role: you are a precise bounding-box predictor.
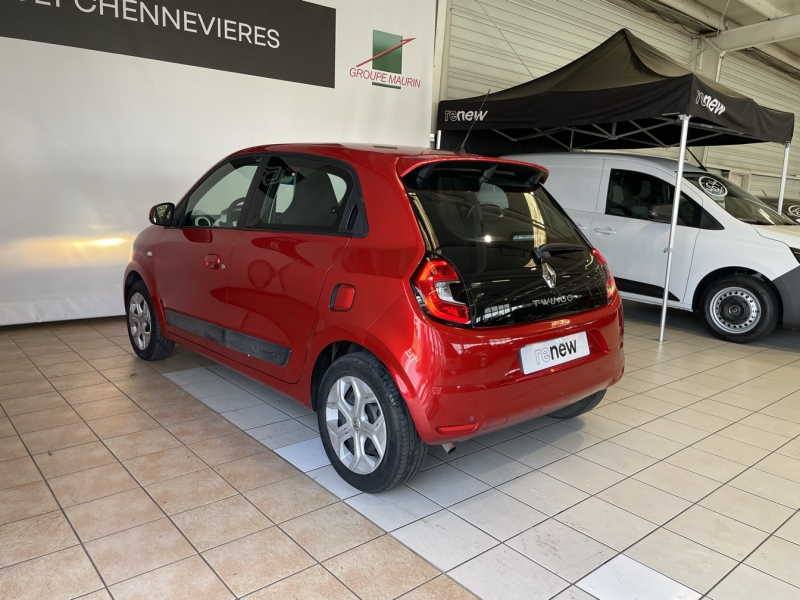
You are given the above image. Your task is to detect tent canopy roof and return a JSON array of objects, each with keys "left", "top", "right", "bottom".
[{"left": 437, "top": 29, "right": 794, "bottom": 156}]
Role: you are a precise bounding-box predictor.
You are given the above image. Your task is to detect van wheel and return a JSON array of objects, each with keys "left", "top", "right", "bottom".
[
  {"left": 126, "top": 281, "right": 174, "bottom": 360},
  {"left": 548, "top": 390, "right": 605, "bottom": 419},
  {"left": 317, "top": 353, "right": 426, "bottom": 493},
  {"left": 702, "top": 276, "right": 778, "bottom": 343}
]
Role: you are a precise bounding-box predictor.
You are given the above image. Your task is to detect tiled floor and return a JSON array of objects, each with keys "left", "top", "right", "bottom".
[
  {"left": 1, "top": 301, "right": 800, "bottom": 599},
  {"left": 0, "top": 319, "right": 472, "bottom": 600}
]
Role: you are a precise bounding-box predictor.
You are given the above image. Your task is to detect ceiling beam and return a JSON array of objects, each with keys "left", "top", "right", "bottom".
[
  {"left": 651, "top": 0, "right": 736, "bottom": 29},
  {"left": 654, "top": 0, "right": 800, "bottom": 74},
  {"left": 713, "top": 12, "right": 800, "bottom": 51},
  {"left": 737, "top": 0, "right": 787, "bottom": 20}
]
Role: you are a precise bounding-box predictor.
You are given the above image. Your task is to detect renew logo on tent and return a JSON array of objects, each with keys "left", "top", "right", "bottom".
[
  {"left": 444, "top": 110, "right": 488, "bottom": 122},
  {"left": 696, "top": 91, "right": 726, "bottom": 115}
]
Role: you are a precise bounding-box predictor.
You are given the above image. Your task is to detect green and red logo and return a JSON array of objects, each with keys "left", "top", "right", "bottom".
[{"left": 349, "top": 30, "right": 421, "bottom": 90}]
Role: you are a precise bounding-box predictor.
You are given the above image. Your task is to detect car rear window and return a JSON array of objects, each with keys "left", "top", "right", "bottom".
[
  {"left": 402, "top": 161, "right": 609, "bottom": 327},
  {"left": 402, "top": 161, "right": 587, "bottom": 253},
  {"left": 404, "top": 162, "right": 584, "bottom": 249}
]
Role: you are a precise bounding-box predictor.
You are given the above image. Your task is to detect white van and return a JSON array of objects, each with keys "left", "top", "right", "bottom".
[{"left": 507, "top": 153, "right": 800, "bottom": 343}]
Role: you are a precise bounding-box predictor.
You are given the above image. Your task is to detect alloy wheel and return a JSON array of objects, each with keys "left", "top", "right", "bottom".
[
  {"left": 128, "top": 292, "right": 152, "bottom": 350},
  {"left": 325, "top": 376, "right": 387, "bottom": 475}
]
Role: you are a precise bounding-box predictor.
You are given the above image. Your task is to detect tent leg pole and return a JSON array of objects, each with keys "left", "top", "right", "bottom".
[
  {"left": 659, "top": 115, "right": 691, "bottom": 343},
  {"left": 778, "top": 142, "right": 790, "bottom": 216},
  {"left": 436, "top": 130, "right": 442, "bottom": 150}
]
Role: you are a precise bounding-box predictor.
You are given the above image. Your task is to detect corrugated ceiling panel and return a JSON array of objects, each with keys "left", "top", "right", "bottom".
[
  {"left": 446, "top": 0, "right": 694, "bottom": 100},
  {"left": 751, "top": 174, "right": 800, "bottom": 199},
  {"left": 708, "top": 53, "right": 800, "bottom": 197},
  {"left": 445, "top": 0, "right": 798, "bottom": 195}
]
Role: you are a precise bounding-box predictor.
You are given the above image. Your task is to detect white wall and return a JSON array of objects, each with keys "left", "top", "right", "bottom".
[{"left": 0, "top": 0, "right": 436, "bottom": 325}]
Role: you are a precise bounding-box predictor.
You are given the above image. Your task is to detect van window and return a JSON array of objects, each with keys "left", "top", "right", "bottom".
[
  {"left": 684, "top": 173, "right": 795, "bottom": 226},
  {"left": 606, "top": 169, "right": 710, "bottom": 229}
]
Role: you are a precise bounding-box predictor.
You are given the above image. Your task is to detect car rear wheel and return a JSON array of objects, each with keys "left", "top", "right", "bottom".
[
  {"left": 126, "top": 281, "right": 174, "bottom": 361},
  {"left": 318, "top": 352, "right": 426, "bottom": 493},
  {"left": 548, "top": 390, "right": 605, "bottom": 419},
  {"left": 702, "top": 275, "right": 778, "bottom": 343}
]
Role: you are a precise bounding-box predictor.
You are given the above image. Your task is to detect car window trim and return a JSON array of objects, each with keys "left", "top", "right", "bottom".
[
  {"left": 170, "top": 153, "right": 270, "bottom": 230},
  {"left": 243, "top": 152, "right": 368, "bottom": 238}
]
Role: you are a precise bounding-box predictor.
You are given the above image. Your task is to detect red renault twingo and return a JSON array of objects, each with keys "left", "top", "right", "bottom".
[{"left": 125, "top": 144, "right": 624, "bottom": 493}]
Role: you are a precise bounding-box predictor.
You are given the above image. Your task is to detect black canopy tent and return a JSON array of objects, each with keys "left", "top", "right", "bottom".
[
  {"left": 437, "top": 29, "right": 795, "bottom": 341},
  {"left": 437, "top": 29, "right": 793, "bottom": 154}
]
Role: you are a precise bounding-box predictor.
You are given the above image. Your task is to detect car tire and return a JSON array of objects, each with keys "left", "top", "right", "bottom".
[
  {"left": 548, "top": 390, "right": 605, "bottom": 419},
  {"left": 126, "top": 281, "right": 174, "bottom": 361},
  {"left": 702, "top": 275, "right": 778, "bottom": 344},
  {"left": 317, "top": 352, "right": 427, "bottom": 493}
]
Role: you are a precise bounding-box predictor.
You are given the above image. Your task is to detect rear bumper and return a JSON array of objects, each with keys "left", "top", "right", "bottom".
[
  {"left": 422, "top": 347, "right": 623, "bottom": 442},
  {"left": 775, "top": 266, "right": 800, "bottom": 329},
  {"left": 364, "top": 292, "right": 625, "bottom": 444}
]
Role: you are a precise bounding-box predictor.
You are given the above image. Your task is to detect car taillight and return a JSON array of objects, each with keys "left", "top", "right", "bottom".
[
  {"left": 592, "top": 248, "right": 616, "bottom": 300},
  {"left": 412, "top": 257, "right": 470, "bottom": 325}
]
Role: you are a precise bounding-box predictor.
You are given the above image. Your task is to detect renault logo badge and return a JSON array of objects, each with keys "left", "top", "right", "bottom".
[{"left": 542, "top": 263, "right": 557, "bottom": 289}]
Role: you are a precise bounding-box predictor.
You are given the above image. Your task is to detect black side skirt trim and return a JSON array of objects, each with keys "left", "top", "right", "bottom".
[
  {"left": 165, "top": 310, "right": 291, "bottom": 367},
  {"left": 616, "top": 278, "right": 679, "bottom": 302}
]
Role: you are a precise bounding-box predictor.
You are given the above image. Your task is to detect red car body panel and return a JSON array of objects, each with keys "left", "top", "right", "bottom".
[
  {"left": 224, "top": 231, "right": 351, "bottom": 383},
  {"left": 156, "top": 229, "right": 241, "bottom": 324},
  {"left": 155, "top": 229, "right": 242, "bottom": 361},
  {"left": 125, "top": 143, "right": 624, "bottom": 446},
  {"left": 125, "top": 224, "right": 165, "bottom": 322},
  {"left": 364, "top": 291, "right": 623, "bottom": 443}
]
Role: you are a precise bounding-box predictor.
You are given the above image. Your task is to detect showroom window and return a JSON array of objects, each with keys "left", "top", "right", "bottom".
[
  {"left": 247, "top": 156, "right": 354, "bottom": 233},
  {"left": 182, "top": 156, "right": 260, "bottom": 228},
  {"left": 606, "top": 169, "right": 706, "bottom": 228}
]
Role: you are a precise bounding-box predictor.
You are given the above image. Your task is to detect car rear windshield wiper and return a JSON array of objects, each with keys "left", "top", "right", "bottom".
[
  {"left": 542, "top": 243, "right": 587, "bottom": 254},
  {"left": 531, "top": 243, "right": 587, "bottom": 265},
  {"left": 479, "top": 243, "right": 590, "bottom": 311}
]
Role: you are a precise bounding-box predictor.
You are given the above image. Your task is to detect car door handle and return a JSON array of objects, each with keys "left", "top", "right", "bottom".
[
  {"left": 594, "top": 227, "right": 617, "bottom": 235},
  {"left": 576, "top": 222, "right": 588, "bottom": 231},
  {"left": 204, "top": 254, "right": 224, "bottom": 270}
]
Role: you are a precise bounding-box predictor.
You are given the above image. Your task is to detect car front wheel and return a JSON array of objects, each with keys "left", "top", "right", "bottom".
[
  {"left": 702, "top": 275, "right": 778, "bottom": 343},
  {"left": 126, "top": 281, "right": 174, "bottom": 360},
  {"left": 317, "top": 352, "right": 426, "bottom": 493}
]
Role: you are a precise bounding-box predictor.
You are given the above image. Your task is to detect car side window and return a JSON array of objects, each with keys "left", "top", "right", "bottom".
[
  {"left": 182, "top": 157, "right": 260, "bottom": 228},
  {"left": 606, "top": 169, "right": 706, "bottom": 228},
  {"left": 247, "top": 156, "right": 354, "bottom": 233}
]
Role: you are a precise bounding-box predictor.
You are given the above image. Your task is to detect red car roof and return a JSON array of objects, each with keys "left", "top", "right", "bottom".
[{"left": 227, "top": 143, "right": 548, "bottom": 181}]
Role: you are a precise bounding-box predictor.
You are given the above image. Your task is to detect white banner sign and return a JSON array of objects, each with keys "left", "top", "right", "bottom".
[{"left": 0, "top": 0, "right": 435, "bottom": 325}]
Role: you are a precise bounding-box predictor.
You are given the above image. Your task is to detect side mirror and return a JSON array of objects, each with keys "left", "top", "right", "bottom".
[{"left": 149, "top": 203, "right": 175, "bottom": 226}]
